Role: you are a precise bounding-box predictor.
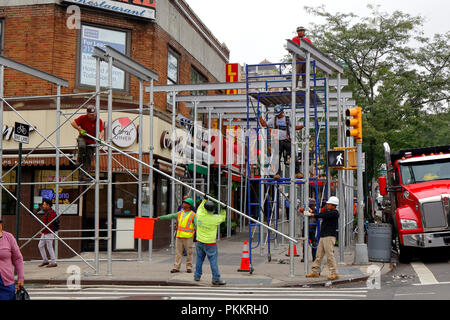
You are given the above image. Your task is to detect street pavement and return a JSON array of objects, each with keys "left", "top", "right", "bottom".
[{"left": 23, "top": 231, "right": 392, "bottom": 288}]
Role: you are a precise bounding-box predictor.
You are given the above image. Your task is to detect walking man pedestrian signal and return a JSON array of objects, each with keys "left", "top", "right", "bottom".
[
  {"left": 327, "top": 151, "right": 345, "bottom": 168},
  {"left": 336, "top": 153, "right": 343, "bottom": 165},
  {"left": 345, "top": 107, "right": 362, "bottom": 141}
]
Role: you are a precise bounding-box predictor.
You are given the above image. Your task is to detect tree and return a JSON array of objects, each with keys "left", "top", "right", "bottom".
[{"left": 304, "top": 5, "right": 450, "bottom": 181}]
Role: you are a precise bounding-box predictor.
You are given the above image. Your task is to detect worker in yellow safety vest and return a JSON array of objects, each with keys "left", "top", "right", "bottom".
[
  {"left": 193, "top": 199, "right": 227, "bottom": 285},
  {"left": 156, "top": 198, "right": 196, "bottom": 273}
]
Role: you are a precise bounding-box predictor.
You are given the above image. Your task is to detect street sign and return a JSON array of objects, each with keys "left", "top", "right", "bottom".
[
  {"left": 13, "top": 122, "right": 30, "bottom": 144},
  {"left": 328, "top": 150, "right": 345, "bottom": 167}
]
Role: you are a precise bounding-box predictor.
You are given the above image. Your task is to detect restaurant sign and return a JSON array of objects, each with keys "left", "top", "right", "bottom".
[{"left": 63, "top": 0, "right": 156, "bottom": 20}]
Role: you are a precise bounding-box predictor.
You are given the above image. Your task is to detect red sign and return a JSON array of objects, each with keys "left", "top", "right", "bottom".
[
  {"left": 134, "top": 217, "right": 155, "bottom": 240},
  {"left": 226, "top": 63, "right": 240, "bottom": 95},
  {"left": 116, "top": 0, "right": 156, "bottom": 9}
]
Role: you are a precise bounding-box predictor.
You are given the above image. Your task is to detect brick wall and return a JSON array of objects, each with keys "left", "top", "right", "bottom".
[{"left": 0, "top": 3, "right": 222, "bottom": 118}]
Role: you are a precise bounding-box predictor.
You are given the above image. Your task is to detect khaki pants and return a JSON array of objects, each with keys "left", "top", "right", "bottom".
[
  {"left": 174, "top": 237, "right": 194, "bottom": 271},
  {"left": 296, "top": 58, "right": 306, "bottom": 88},
  {"left": 311, "top": 236, "right": 337, "bottom": 275}
]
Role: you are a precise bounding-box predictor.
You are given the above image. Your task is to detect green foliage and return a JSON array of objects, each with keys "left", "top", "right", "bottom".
[{"left": 303, "top": 5, "right": 450, "bottom": 180}]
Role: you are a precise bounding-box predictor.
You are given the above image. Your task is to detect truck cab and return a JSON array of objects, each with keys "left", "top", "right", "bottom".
[{"left": 379, "top": 143, "right": 450, "bottom": 262}]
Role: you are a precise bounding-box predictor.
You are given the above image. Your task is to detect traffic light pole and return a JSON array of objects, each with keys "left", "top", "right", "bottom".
[{"left": 354, "top": 139, "right": 369, "bottom": 264}]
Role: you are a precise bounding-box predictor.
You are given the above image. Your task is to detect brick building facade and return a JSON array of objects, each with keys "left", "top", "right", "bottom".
[{"left": 0, "top": 0, "right": 229, "bottom": 259}]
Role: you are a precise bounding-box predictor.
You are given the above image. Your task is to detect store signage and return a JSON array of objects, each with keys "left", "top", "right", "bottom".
[
  {"left": 64, "top": 0, "right": 156, "bottom": 20},
  {"left": 160, "top": 130, "right": 183, "bottom": 150},
  {"left": 226, "top": 63, "right": 239, "bottom": 95},
  {"left": 111, "top": 117, "right": 137, "bottom": 148},
  {"left": 80, "top": 25, "right": 127, "bottom": 90}
]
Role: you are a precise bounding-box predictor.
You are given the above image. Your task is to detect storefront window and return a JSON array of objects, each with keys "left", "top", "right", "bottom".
[
  {"left": 78, "top": 23, "right": 129, "bottom": 91},
  {"left": 1, "top": 170, "right": 16, "bottom": 215},
  {"left": 158, "top": 177, "right": 169, "bottom": 216},
  {"left": 33, "top": 170, "right": 80, "bottom": 215},
  {"left": 114, "top": 173, "right": 137, "bottom": 216}
]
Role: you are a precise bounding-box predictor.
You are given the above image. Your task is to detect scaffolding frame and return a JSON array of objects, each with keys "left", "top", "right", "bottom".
[
  {"left": 0, "top": 38, "right": 353, "bottom": 279},
  {"left": 0, "top": 45, "right": 159, "bottom": 276}
]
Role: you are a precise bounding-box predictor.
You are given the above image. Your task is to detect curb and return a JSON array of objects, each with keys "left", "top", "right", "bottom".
[
  {"left": 25, "top": 279, "right": 203, "bottom": 287},
  {"left": 280, "top": 275, "right": 370, "bottom": 288}
]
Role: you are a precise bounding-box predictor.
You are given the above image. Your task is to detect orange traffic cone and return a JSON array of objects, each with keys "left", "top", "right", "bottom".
[
  {"left": 238, "top": 241, "right": 251, "bottom": 272},
  {"left": 285, "top": 244, "right": 299, "bottom": 257}
]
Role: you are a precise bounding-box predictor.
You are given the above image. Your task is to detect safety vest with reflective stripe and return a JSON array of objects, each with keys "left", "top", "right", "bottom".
[{"left": 176, "top": 210, "right": 196, "bottom": 238}]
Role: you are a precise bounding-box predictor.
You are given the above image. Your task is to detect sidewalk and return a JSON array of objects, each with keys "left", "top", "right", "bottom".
[{"left": 23, "top": 232, "right": 393, "bottom": 288}]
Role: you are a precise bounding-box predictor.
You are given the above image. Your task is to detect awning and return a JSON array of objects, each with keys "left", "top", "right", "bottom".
[
  {"left": 2, "top": 155, "right": 71, "bottom": 167},
  {"left": 95, "top": 153, "right": 150, "bottom": 174},
  {"left": 225, "top": 171, "right": 242, "bottom": 182},
  {"left": 187, "top": 163, "right": 208, "bottom": 176},
  {"left": 1, "top": 153, "right": 185, "bottom": 176}
]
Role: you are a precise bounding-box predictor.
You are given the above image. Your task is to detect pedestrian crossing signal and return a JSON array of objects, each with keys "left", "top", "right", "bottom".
[
  {"left": 345, "top": 107, "right": 362, "bottom": 141},
  {"left": 328, "top": 150, "right": 345, "bottom": 168}
]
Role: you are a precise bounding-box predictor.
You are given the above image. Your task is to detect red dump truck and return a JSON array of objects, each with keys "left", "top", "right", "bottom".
[{"left": 378, "top": 143, "right": 450, "bottom": 263}]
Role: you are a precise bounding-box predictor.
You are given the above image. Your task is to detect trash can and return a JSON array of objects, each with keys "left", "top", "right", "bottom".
[{"left": 368, "top": 223, "right": 392, "bottom": 262}]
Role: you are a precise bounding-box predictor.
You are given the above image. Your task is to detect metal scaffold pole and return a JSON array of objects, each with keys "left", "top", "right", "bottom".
[
  {"left": 171, "top": 91, "right": 176, "bottom": 255},
  {"left": 193, "top": 101, "right": 198, "bottom": 203},
  {"left": 94, "top": 55, "right": 101, "bottom": 275},
  {"left": 148, "top": 79, "right": 155, "bottom": 261},
  {"left": 138, "top": 79, "right": 144, "bottom": 261},
  {"left": 289, "top": 53, "right": 297, "bottom": 278},
  {"left": 217, "top": 113, "right": 222, "bottom": 241},
  {"left": 107, "top": 55, "right": 114, "bottom": 275},
  {"left": 54, "top": 84, "right": 61, "bottom": 260},
  {"left": 303, "top": 52, "right": 311, "bottom": 276}
]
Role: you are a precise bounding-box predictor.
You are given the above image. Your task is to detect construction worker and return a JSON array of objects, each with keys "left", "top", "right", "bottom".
[
  {"left": 299, "top": 198, "right": 319, "bottom": 262},
  {"left": 259, "top": 105, "right": 304, "bottom": 179},
  {"left": 304, "top": 196, "right": 340, "bottom": 280},
  {"left": 193, "top": 199, "right": 226, "bottom": 285},
  {"left": 291, "top": 26, "right": 313, "bottom": 88},
  {"left": 70, "top": 105, "right": 104, "bottom": 181},
  {"left": 156, "top": 198, "right": 196, "bottom": 273}
]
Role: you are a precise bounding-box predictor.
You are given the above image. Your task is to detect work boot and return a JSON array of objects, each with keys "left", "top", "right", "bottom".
[
  {"left": 305, "top": 272, "right": 320, "bottom": 278},
  {"left": 273, "top": 174, "right": 281, "bottom": 179},
  {"left": 328, "top": 274, "right": 339, "bottom": 280},
  {"left": 212, "top": 279, "right": 226, "bottom": 286},
  {"left": 296, "top": 172, "right": 304, "bottom": 179}
]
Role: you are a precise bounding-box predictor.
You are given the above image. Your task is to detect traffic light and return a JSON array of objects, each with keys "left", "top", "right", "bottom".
[{"left": 345, "top": 107, "right": 362, "bottom": 141}]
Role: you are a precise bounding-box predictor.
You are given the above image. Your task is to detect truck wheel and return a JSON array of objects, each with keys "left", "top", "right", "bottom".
[{"left": 394, "top": 234, "right": 412, "bottom": 264}]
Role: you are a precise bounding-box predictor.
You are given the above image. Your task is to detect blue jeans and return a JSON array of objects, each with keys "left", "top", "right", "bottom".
[
  {"left": 194, "top": 242, "right": 221, "bottom": 281},
  {"left": 0, "top": 276, "right": 15, "bottom": 300}
]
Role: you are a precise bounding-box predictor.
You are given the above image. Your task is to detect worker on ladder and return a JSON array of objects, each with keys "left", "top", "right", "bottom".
[{"left": 259, "top": 105, "right": 304, "bottom": 179}]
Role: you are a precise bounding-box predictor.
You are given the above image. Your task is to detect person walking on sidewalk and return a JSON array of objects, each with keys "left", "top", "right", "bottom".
[
  {"left": 193, "top": 199, "right": 227, "bottom": 286},
  {"left": 38, "top": 199, "right": 58, "bottom": 268},
  {"left": 156, "top": 198, "right": 196, "bottom": 273},
  {"left": 71, "top": 105, "right": 104, "bottom": 182},
  {"left": 304, "top": 196, "right": 340, "bottom": 280},
  {"left": 0, "top": 219, "right": 25, "bottom": 300}
]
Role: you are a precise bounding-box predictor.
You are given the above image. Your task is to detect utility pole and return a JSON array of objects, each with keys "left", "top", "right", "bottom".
[{"left": 345, "top": 107, "right": 368, "bottom": 264}]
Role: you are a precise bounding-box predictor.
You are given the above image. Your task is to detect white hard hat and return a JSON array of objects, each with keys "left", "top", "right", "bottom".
[{"left": 326, "top": 196, "right": 339, "bottom": 206}]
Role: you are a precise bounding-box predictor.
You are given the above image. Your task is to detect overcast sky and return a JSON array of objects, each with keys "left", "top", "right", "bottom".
[{"left": 186, "top": 0, "right": 450, "bottom": 65}]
